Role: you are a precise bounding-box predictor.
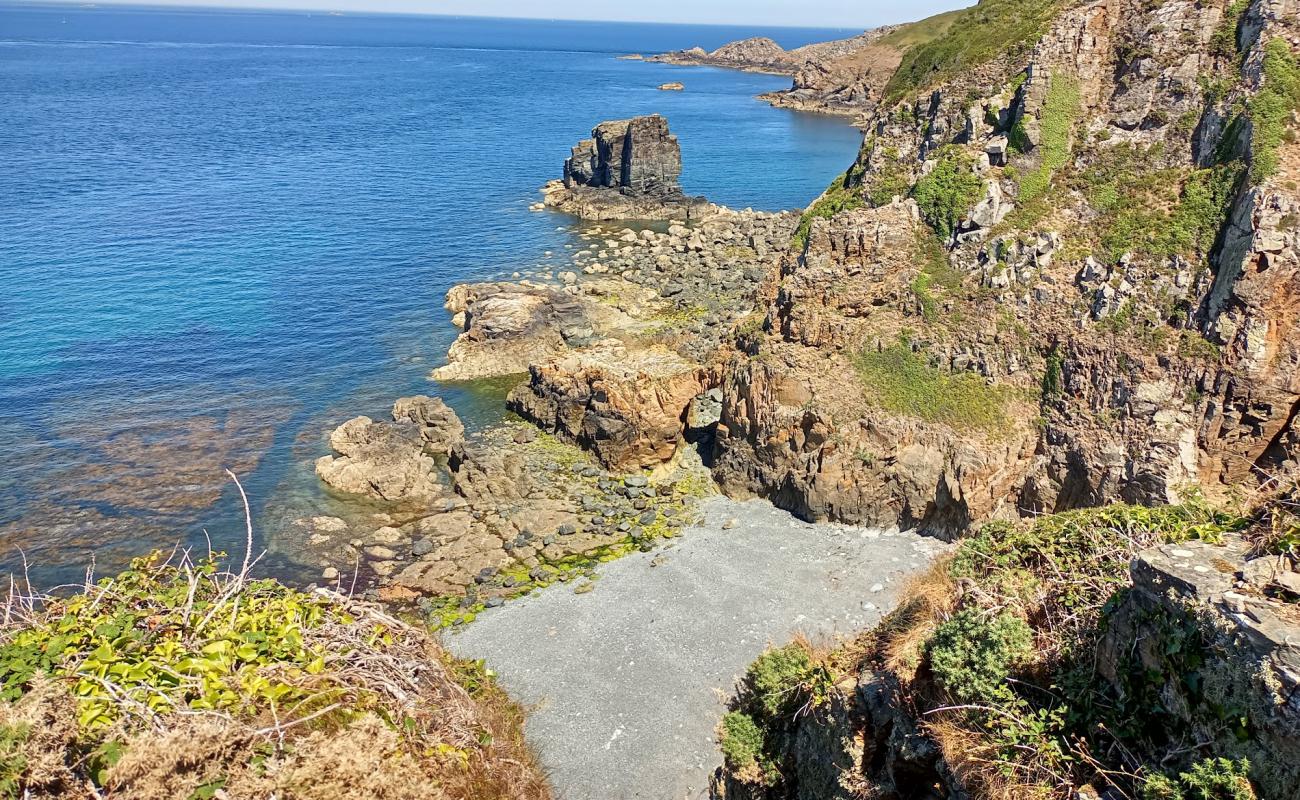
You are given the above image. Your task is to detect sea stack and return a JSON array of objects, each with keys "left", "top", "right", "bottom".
[{"left": 541, "top": 115, "right": 711, "bottom": 221}]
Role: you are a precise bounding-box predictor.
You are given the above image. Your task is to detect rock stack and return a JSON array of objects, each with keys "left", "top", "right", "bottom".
[{"left": 542, "top": 115, "right": 710, "bottom": 221}]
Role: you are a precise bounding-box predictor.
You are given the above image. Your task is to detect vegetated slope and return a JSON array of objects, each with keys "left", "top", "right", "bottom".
[
  {"left": 714, "top": 0, "right": 1300, "bottom": 538},
  {"left": 760, "top": 8, "right": 970, "bottom": 116},
  {"left": 0, "top": 550, "right": 550, "bottom": 800},
  {"left": 711, "top": 0, "right": 1300, "bottom": 796}
]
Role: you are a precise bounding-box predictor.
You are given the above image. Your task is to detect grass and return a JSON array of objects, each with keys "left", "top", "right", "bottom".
[
  {"left": 883, "top": 0, "right": 1064, "bottom": 103},
  {"left": 910, "top": 229, "right": 964, "bottom": 322},
  {"left": 1011, "top": 75, "right": 1081, "bottom": 206},
  {"left": 875, "top": 8, "right": 966, "bottom": 51},
  {"left": 853, "top": 340, "right": 1012, "bottom": 435},
  {"left": 1066, "top": 144, "right": 1244, "bottom": 264},
  {"left": 1248, "top": 38, "right": 1300, "bottom": 183}
]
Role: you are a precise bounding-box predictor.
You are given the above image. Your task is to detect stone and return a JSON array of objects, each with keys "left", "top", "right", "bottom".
[
  {"left": 315, "top": 416, "right": 440, "bottom": 501},
  {"left": 391, "top": 395, "right": 465, "bottom": 454}
]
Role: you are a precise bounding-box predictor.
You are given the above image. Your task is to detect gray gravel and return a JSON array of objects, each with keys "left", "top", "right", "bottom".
[{"left": 445, "top": 497, "right": 949, "bottom": 800}]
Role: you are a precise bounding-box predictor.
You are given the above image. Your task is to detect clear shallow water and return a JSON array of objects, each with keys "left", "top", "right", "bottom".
[{"left": 0, "top": 3, "right": 865, "bottom": 586}]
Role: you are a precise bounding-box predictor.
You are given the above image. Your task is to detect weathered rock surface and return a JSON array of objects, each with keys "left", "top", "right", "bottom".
[
  {"left": 1098, "top": 535, "right": 1300, "bottom": 798},
  {"left": 647, "top": 37, "right": 797, "bottom": 74},
  {"left": 314, "top": 399, "right": 459, "bottom": 501},
  {"left": 544, "top": 115, "right": 711, "bottom": 221},
  {"left": 508, "top": 344, "right": 715, "bottom": 472}
]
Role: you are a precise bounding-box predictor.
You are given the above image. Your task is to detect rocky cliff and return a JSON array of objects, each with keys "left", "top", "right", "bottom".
[
  {"left": 707, "top": 0, "right": 1300, "bottom": 797},
  {"left": 706, "top": 0, "right": 1300, "bottom": 537}
]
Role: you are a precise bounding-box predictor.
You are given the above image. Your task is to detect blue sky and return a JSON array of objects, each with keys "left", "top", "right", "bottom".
[{"left": 38, "top": 1, "right": 972, "bottom": 28}]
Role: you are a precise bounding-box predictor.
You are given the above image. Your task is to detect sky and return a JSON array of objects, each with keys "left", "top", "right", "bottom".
[{"left": 32, "top": 0, "right": 972, "bottom": 28}]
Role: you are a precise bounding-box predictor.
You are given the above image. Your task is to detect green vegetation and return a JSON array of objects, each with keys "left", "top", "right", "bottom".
[
  {"left": 717, "top": 641, "right": 831, "bottom": 792},
  {"left": 912, "top": 146, "right": 984, "bottom": 238},
  {"left": 1071, "top": 145, "right": 1244, "bottom": 263},
  {"left": 0, "top": 725, "right": 27, "bottom": 800},
  {"left": 910, "top": 229, "right": 964, "bottom": 322},
  {"left": 927, "top": 610, "right": 1032, "bottom": 704},
  {"left": 1041, "top": 347, "right": 1063, "bottom": 400},
  {"left": 1143, "top": 758, "right": 1257, "bottom": 800},
  {"left": 865, "top": 158, "right": 912, "bottom": 206},
  {"left": 0, "top": 550, "right": 550, "bottom": 800},
  {"left": 1011, "top": 75, "right": 1081, "bottom": 207},
  {"left": 792, "top": 170, "right": 866, "bottom": 251},
  {"left": 746, "top": 645, "right": 815, "bottom": 717},
  {"left": 0, "top": 554, "right": 342, "bottom": 729},
  {"left": 853, "top": 341, "right": 1012, "bottom": 435},
  {"left": 883, "top": 0, "right": 1063, "bottom": 103},
  {"left": 1210, "top": 0, "right": 1249, "bottom": 61},
  {"left": 1247, "top": 38, "right": 1300, "bottom": 183},
  {"left": 719, "top": 712, "right": 773, "bottom": 784},
  {"left": 875, "top": 8, "right": 965, "bottom": 52}
]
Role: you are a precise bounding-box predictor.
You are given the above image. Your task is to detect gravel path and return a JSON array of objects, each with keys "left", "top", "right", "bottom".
[{"left": 445, "top": 497, "right": 949, "bottom": 800}]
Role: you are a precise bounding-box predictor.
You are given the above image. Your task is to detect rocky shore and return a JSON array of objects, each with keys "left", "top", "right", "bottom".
[
  {"left": 641, "top": 11, "right": 964, "bottom": 120},
  {"left": 296, "top": 115, "right": 801, "bottom": 626}
]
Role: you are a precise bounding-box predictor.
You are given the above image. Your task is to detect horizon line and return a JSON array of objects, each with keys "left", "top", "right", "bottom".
[{"left": 2, "top": 0, "right": 878, "bottom": 31}]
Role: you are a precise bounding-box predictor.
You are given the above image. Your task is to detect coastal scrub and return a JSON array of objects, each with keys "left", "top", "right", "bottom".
[{"left": 0, "top": 549, "right": 549, "bottom": 799}]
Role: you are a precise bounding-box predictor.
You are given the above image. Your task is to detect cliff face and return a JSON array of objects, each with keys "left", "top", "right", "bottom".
[{"left": 710, "top": 0, "right": 1300, "bottom": 534}]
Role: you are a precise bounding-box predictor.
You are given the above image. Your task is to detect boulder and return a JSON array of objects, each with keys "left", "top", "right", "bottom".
[
  {"left": 315, "top": 416, "right": 440, "bottom": 501},
  {"left": 315, "top": 396, "right": 465, "bottom": 501},
  {"left": 392, "top": 395, "right": 465, "bottom": 454}
]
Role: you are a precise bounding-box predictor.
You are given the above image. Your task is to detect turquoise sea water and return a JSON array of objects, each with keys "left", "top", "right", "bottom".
[{"left": 0, "top": 3, "right": 865, "bottom": 586}]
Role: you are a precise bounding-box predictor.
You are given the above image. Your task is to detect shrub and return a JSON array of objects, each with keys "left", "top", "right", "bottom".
[
  {"left": 0, "top": 549, "right": 551, "bottom": 800},
  {"left": 719, "top": 712, "right": 771, "bottom": 783},
  {"left": 1142, "top": 758, "right": 1257, "bottom": 800},
  {"left": 853, "top": 341, "right": 1012, "bottom": 435},
  {"left": 1013, "top": 75, "right": 1081, "bottom": 206},
  {"left": 744, "top": 644, "right": 813, "bottom": 718},
  {"left": 1209, "top": 0, "right": 1249, "bottom": 61},
  {"left": 0, "top": 724, "right": 27, "bottom": 800},
  {"left": 792, "top": 172, "right": 866, "bottom": 250},
  {"left": 926, "top": 610, "right": 1032, "bottom": 703},
  {"left": 912, "top": 146, "right": 984, "bottom": 238}
]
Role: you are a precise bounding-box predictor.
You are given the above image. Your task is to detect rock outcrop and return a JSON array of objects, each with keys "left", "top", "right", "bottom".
[
  {"left": 700, "top": 0, "right": 1300, "bottom": 533},
  {"left": 647, "top": 37, "right": 797, "bottom": 74},
  {"left": 507, "top": 344, "right": 715, "bottom": 472},
  {"left": 542, "top": 115, "right": 711, "bottom": 221},
  {"left": 314, "top": 396, "right": 464, "bottom": 501}
]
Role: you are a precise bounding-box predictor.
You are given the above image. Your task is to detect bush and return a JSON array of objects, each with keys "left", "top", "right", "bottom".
[
  {"left": 853, "top": 341, "right": 1012, "bottom": 435},
  {"left": 926, "top": 610, "right": 1032, "bottom": 703},
  {"left": 744, "top": 644, "right": 814, "bottom": 718},
  {"left": 0, "top": 550, "right": 551, "bottom": 800},
  {"left": 1013, "top": 75, "right": 1081, "bottom": 206},
  {"left": 792, "top": 170, "right": 865, "bottom": 251},
  {"left": 1248, "top": 39, "right": 1300, "bottom": 183},
  {"left": 719, "top": 712, "right": 771, "bottom": 783},
  {"left": 912, "top": 146, "right": 984, "bottom": 238},
  {"left": 1142, "top": 758, "right": 1257, "bottom": 800}
]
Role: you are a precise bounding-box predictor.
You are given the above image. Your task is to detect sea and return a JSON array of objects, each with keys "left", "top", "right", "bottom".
[{"left": 0, "top": 2, "right": 867, "bottom": 587}]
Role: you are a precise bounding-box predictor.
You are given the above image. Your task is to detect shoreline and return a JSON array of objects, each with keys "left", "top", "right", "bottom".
[{"left": 447, "top": 496, "right": 951, "bottom": 800}]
